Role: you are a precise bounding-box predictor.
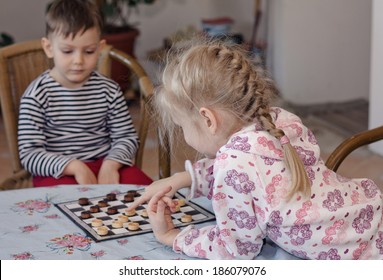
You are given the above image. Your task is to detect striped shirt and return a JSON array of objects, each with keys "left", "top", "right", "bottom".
[{"left": 18, "top": 71, "right": 139, "bottom": 178}]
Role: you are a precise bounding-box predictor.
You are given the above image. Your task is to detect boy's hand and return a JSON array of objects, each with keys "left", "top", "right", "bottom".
[
  {"left": 98, "top": 159, "right": 122, "bottom": 184},
  {"left": 147, "top": 186, "right": 180, "bottom": 246},
  {"left": 63, "top": 160, "right": 97, "bottom": 185}
]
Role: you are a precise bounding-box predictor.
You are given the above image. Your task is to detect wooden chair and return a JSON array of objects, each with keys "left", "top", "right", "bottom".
[
  {"left": 0, "top": 39, "right": 170, "bottom": 190},
  {"left": 325, "top": 125, "right": 383, "bottom": 172}
]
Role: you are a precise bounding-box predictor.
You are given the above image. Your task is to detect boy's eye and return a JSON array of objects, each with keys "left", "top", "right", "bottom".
[
  {"left": 61, "top": 49, "right": 73, "bottom": 54},
  {"left": 85, "top": 50, "right": 96, "bottom": 54}
]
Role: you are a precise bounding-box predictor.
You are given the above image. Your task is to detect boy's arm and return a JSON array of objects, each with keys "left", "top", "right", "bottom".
[
  {"left": 62, "top": 159, "right": 97, "bottom": 184},
  {"left": 18, "top": 96, "right": 73, "bottom": 178},
  {"left": 97, "top": 159, "right": 122, "bottom": 184}
]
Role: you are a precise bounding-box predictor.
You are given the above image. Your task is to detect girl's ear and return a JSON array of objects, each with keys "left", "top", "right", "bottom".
[
  {"left": 199, "top": 107, "right": 218, "bottom": 134},
  {"left": 41, "top": 37, "right": 53, "bottom": 58}
]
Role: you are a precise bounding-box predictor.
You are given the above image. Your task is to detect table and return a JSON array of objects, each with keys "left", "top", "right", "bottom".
[{"left": 0, "top": 184, "right": 299, "bottom": 260}]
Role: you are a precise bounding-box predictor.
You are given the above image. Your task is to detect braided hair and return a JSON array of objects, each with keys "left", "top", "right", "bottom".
[{"left": 154, "top": 36, "right": 311, "bottom": 199}]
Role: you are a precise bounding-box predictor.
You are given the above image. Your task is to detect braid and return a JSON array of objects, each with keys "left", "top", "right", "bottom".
[
  {"left": 257, "top": 107, "right": 284, "bottom": 138},
  {"left": 230, "top": 49, "right": 312, "bottom": 199},
  {"left": 257, "top": 109, "right": 311, "bottom": 199},
  {"left": 213, "top": 44, "right": 266, "bottom": 124},
  {"left": 224, "top": 45, "right": 312, "bottom": 199}
]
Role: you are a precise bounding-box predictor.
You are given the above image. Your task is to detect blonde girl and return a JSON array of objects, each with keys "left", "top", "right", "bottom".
[{"left": 131, "top": 36, "right": 383, "bottom": 260}]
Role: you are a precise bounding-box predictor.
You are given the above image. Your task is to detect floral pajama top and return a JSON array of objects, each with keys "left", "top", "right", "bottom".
[{"left": 172, "top": 107, "right": 383, "bottom": 260}]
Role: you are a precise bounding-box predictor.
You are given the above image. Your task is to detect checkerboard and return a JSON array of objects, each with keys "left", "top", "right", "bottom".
[{"left": 55, "top": 189, "right": 215, "bottom": 242}]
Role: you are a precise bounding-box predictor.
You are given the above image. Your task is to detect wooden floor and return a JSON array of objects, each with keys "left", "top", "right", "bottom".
[
  {"left": 288, "top": 98, "right": 369, "bottom": 137},
  {"left": 1, "top": 98, "right": 382, "bottom": 191}
]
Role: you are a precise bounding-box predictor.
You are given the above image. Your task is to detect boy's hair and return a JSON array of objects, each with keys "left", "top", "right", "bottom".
[
  {"left": 154, "top": 35, "right": 311, "bottom": 199},
  {"left": 45, "top": 0, "right": 103, "bottom": 38}
]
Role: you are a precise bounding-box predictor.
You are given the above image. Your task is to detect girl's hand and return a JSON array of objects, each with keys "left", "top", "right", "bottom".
[
  {"left": 98, "top": 160, "right": 122, "bottom": 184},
  {"left": 147, "top": 186, "right": 180, "bottom": 246},
  {"left": 127, "top": 171, "right": 192, "bottom": 211}
]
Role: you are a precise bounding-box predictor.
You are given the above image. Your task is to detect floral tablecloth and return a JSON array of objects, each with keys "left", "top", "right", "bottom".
[{"left": 0, "top": 184, "right": 298, "bottom": 260}]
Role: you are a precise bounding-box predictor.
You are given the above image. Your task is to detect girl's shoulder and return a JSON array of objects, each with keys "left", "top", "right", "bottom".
[
  {"left": 223, "top": 123, "right": 284, "bottom": 160},
  {"left": 222, "top": 106, "right": 320, "bottom": 161},
  {"left": 270, "top": 107, "right": 305, "bottom": 126}
]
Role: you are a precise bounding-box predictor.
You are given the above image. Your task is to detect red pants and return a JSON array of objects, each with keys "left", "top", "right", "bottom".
[{"left": 32, "top": 158, "right": 153, "bottom": 187}]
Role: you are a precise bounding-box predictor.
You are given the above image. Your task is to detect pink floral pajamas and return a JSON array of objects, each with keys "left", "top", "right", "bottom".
[{"left": 173, "top": 107, "right": 383, "bottom": 260}]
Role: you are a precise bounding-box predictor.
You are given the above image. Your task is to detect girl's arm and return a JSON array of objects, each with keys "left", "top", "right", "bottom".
[
  {"left": 128, "top": 156, "right": 217, "bottom": 210},
  {"left": 147, "top": 185, "right": 181, "bottom": 245},
  {"left": 127, "top": 171, "right": 192, "bottom": 210},
  {"left": 185, "top": 158, "right": 216, "bottom": 199},
  {"left": 172, "top": 150, "right": 266, "bottom": 259}
]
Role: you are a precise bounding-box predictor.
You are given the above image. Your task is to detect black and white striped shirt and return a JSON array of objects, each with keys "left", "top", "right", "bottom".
[{"left": 18, "top": 71, "right": 139, "bottom": 178}]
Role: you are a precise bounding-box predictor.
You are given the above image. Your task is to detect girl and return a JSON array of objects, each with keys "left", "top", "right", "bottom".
[{"left": 131, "top": 37, "right": 383, "bottom": 260}]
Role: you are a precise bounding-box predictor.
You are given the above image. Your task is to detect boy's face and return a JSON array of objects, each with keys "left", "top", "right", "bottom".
[{"left": 42, "top": 27, "right": 105, "bottom": 88}]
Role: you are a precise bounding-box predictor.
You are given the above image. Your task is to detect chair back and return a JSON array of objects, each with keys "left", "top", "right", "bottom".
[
  {"left": 325, "top": 125, "right": 383, "bottom": 171},
  {"left": 0, "top": 40, "right": 53, "bottom": 177},
  {"left": 98, "top": 44, "right": 170, "bottom": 175}
]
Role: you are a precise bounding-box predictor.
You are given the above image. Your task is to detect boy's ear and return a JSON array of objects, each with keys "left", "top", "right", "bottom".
[
  {"left": 199, "top": 107, "right": 217, "bottom": 134},
  {"left": 99, "top": 39, "right": 106, "bottom": 51},
  {"left": 41, "top": 37, "right": 53, "bottom": 58}
]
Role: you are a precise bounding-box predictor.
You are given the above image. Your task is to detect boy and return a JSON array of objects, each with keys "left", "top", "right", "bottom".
[{"left": 18, "top": 0, "right": 152, "bottom": 186}]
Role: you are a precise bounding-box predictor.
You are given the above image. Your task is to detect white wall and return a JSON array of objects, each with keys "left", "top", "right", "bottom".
[
  {"left": 0, "top": 0, "right": 254, "bottom": 59},
  {"left": 369, "top": 0, "right": 383, "bottom": 156},
  {"left": 132, "top": 0, "right": 253, "bottom": 58},
  {"left": 268, "top": 0, "right": 372, "bottom": 104},
  {"left": 0, "top": 0, "right": 50, "bottom": 41}
]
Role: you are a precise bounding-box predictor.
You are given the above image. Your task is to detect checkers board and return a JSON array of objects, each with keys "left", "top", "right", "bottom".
[{"left": 55, "top": 189, "right": 215, "bottom": 242}]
